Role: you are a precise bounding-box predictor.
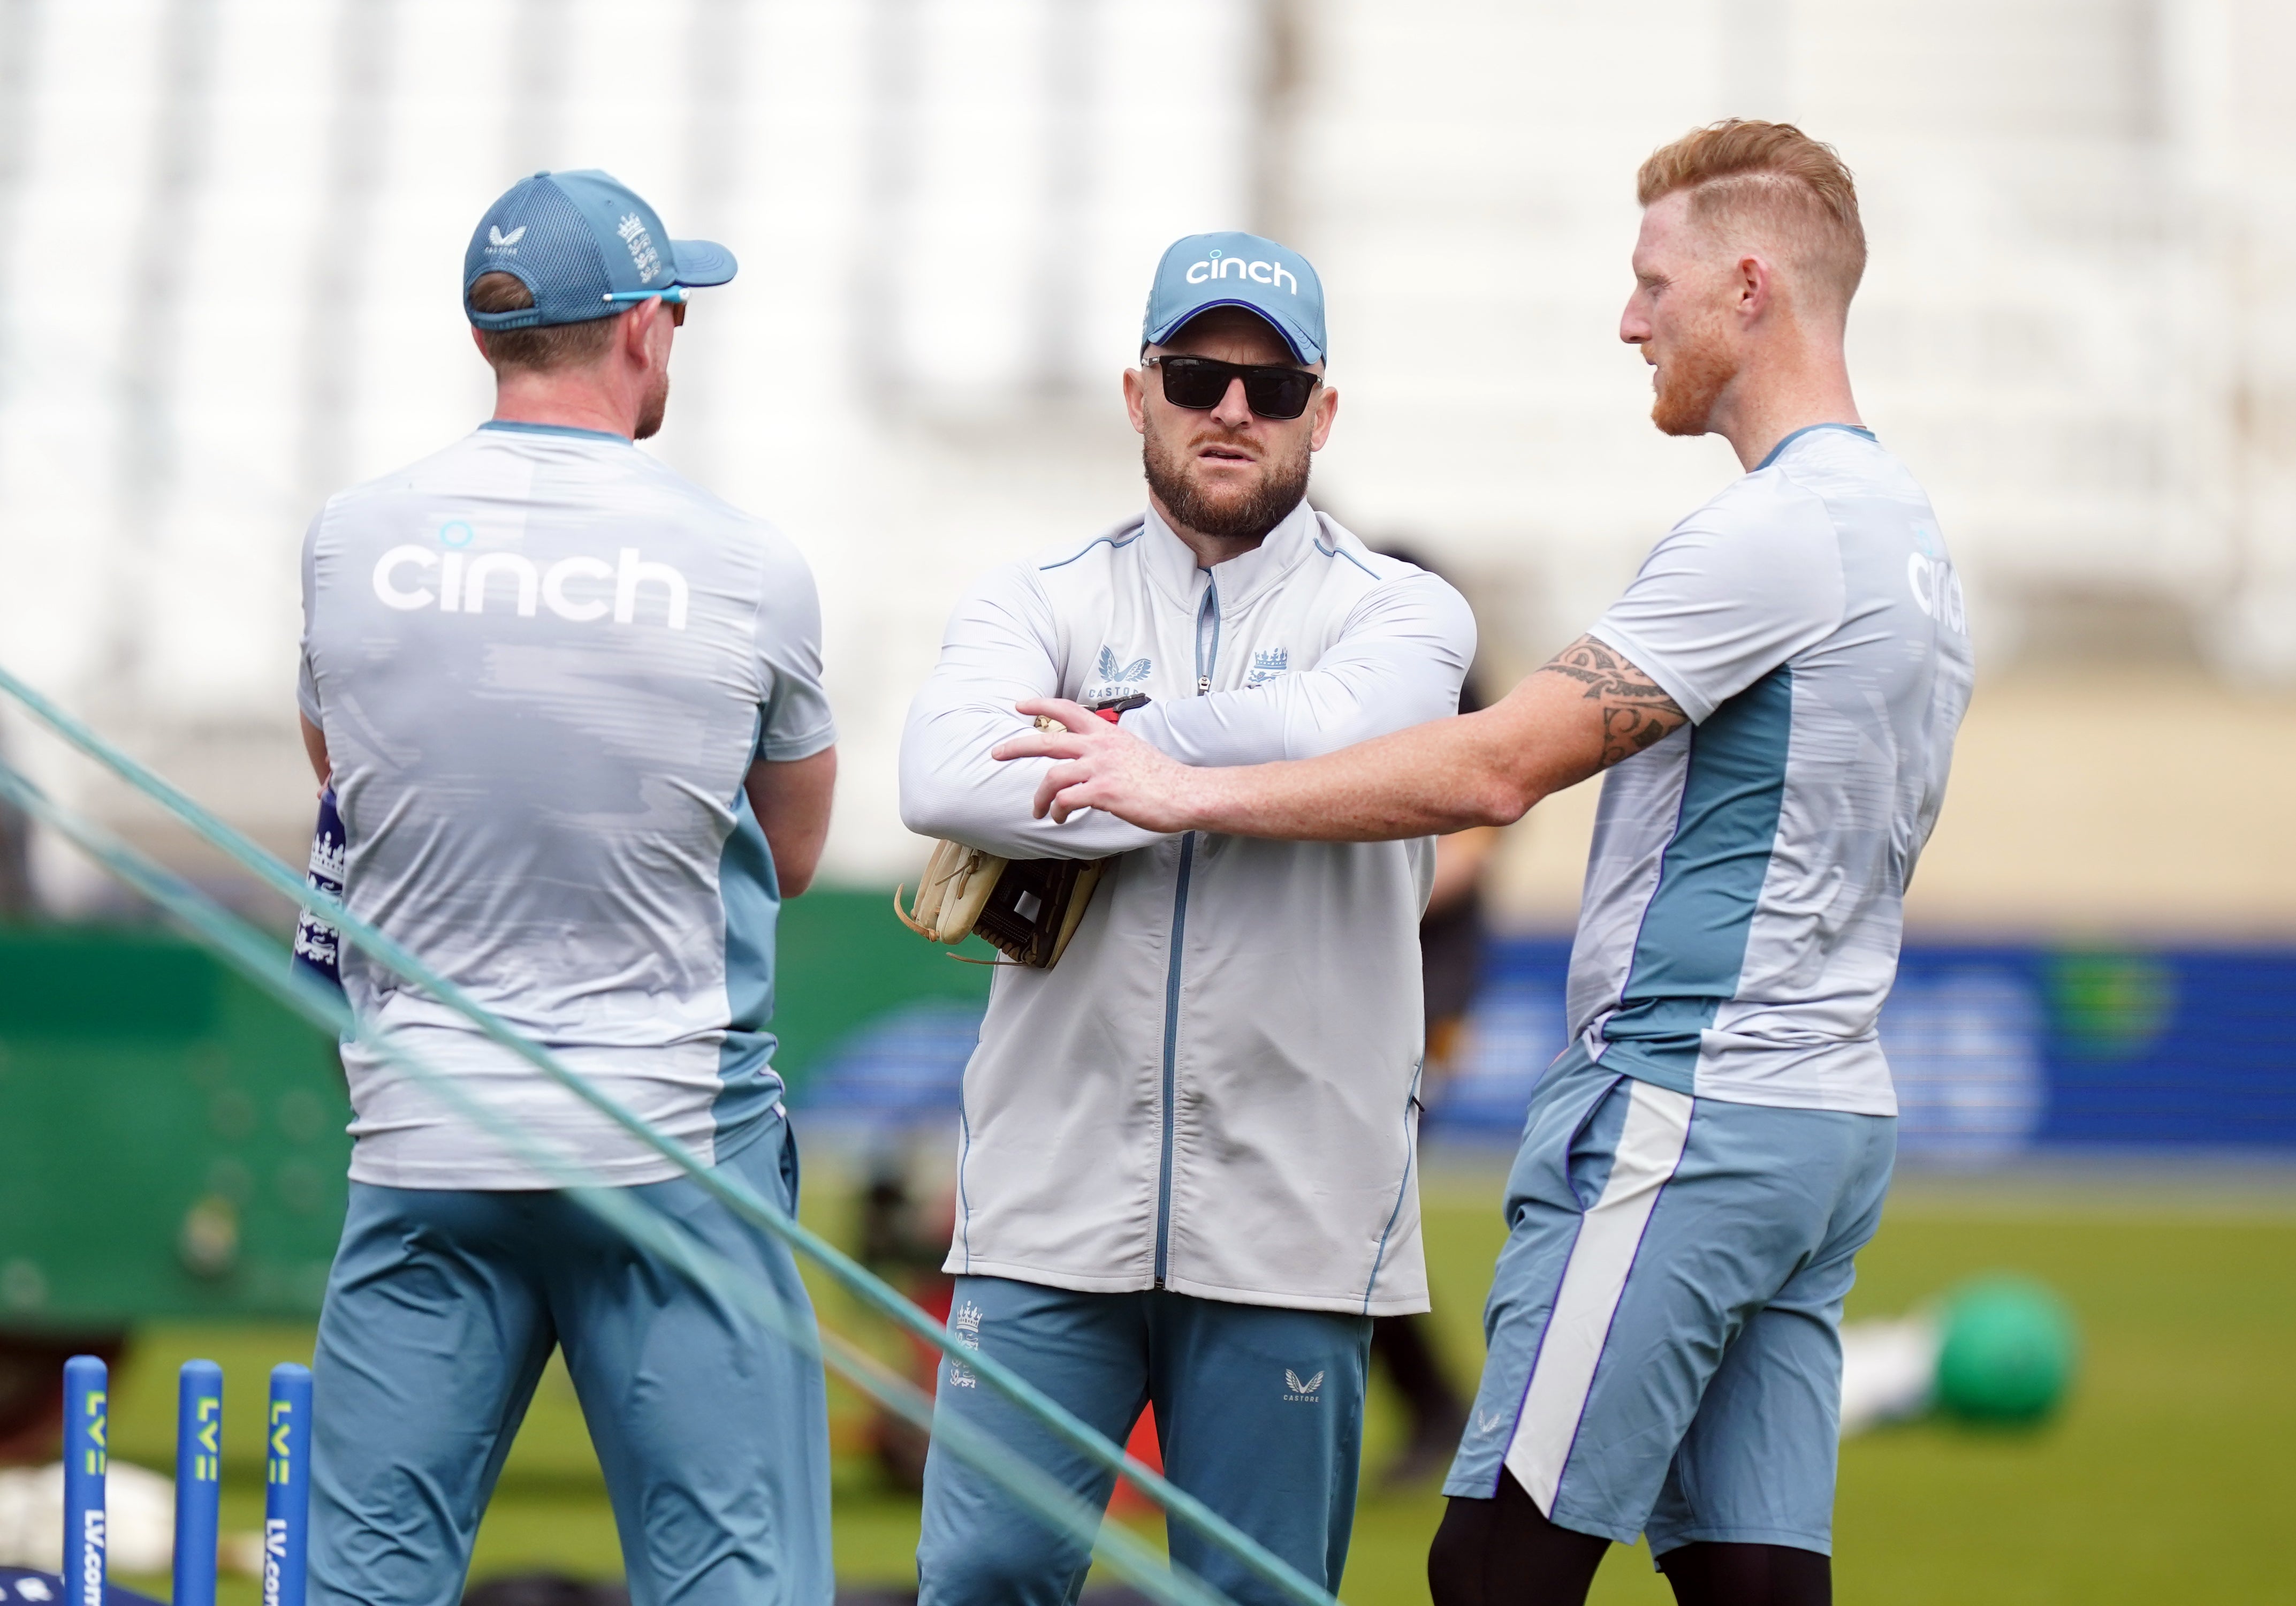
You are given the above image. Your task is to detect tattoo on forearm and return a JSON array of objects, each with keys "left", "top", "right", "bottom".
[{"left": 1539, "top": 635, "right": 1690, "bottom": 768}]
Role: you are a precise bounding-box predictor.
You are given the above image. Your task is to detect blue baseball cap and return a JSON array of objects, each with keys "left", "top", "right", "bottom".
[
  {"left": 1141, "top": 231, "right": 1326, "bottom": 365},
  {"left": 463, "top": 169, "right": 738, "bottom": 329}
]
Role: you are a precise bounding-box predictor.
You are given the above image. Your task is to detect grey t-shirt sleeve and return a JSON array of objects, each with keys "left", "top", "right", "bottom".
[
  {"left": 751, "top": 535, "right": 837, "bottom": 761},
  {"left": 1126, "top": 570, "right": 1477, "bottom": 765},
  {"left": 1588, "top": 489, "right": 1845, "bottom": 724},
  {"left": 295, "top": 508, "right": 325, "bottom": 725}
]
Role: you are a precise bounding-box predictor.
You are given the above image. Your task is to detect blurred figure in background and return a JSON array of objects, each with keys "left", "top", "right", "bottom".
[
  {"left": 857, "top": 1146, "right": 960, "bottom": 1493},
  {"left": 1420, "top": 804, "right": 1499, "bottom": 1072},
  {"left": 1375, "top": 546, "right": 1500, "bottom": 1078},
  {"left": 1372, "top": 545, "right": 1492, "bottom": 1487}
]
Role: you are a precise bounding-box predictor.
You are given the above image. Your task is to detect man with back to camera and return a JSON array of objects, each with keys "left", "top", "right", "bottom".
[
  {"left": 294, "top": 169, "right": 839, "bottom": 1605},
  {"left": 999, "top": 123, "right": 1975, "bottom": 1606},
  {"left": 898, "top": 231, "right": 1477, "bottom": 1604}
]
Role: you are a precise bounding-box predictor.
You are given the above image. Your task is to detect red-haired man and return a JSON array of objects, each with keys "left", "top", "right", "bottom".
[{"left": 998, "top": 122, "right": 1974, "bottom": 1606}]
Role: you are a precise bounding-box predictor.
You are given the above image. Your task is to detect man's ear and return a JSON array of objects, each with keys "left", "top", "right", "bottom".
[
  {"left": 1737, "top": 255, "right": 1773, "bottom": 322},
  {"left": 1308, "top": 382, "right": 1339, "bottom": 452},
  {"left": 614, "top": 302, "right": 666, "bottom": 367},
  {"left": 470, "top": 326, "right": 492, "bottom": 363},
  {"left": 1122, "top": 364, "right": 1149, "bottom": 436}
]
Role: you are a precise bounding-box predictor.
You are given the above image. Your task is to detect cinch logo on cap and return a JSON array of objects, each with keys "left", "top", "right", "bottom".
[
  {"left": 1184, "top": 251, "right": 1300, "bottom": 294},
  {"left": 1143, "top": 229, "right": 1326, "bottom": 365}
]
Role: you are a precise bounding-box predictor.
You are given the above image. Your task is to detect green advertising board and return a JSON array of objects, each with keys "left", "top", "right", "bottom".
[
  {"left": 0, "top": 924, "right": 349, "bottom": 1328},
  {"left": 0, "top": 891, "right": 986, "bottom": 1330}
]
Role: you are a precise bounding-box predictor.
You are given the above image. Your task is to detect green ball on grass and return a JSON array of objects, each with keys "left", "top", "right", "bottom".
[{"left": 1933, "top": 1275, "right": 2078, "bottom": 1425}]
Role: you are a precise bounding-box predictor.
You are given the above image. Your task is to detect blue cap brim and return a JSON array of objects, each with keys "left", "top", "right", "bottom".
[
  {"left": 669, "top": 239, "right": 738, "bottom": 288},
  {"left": 1144, "top": 299, "right": 1321, "bottom": 365}
]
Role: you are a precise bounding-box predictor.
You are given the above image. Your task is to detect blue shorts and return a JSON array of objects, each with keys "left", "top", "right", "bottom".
[
  {"left": 1442, "top": 1047, "right": 1895, "bottom": 1556},
  {"left": 309, "top": 1115, "right": 833, "bottom": 1606},
  {"left": 917, "top": 1277, "right": 1372, "bottom": 1606}
]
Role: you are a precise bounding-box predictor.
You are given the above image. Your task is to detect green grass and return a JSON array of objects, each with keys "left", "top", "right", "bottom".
[{"left": 98, "top": 1173, "right": 2293, "bottom": 1604}]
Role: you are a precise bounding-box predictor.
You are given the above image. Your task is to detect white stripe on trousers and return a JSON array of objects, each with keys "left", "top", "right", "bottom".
[{"left": 1503, "top": 1078, "right": 1695, "bottom": 1516}]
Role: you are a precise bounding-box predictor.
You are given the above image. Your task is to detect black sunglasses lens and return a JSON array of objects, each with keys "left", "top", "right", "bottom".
[
  {"left": 1159, "top": 357, "right": 1314, "bottom": 419},
  {"left": 1242, "top": 371, "right": 1314, "bottom": 419},
  {"left": 1159, "top": 358, "right": 1230, "bottom": 410}
]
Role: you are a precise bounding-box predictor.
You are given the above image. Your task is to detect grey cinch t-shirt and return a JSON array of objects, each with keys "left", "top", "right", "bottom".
[
  {"left": 1569, "top": 423, "right": 1975, "bottom": 1116},
  {"left": 297, "top": 421, "right": 835, "bottom": 1188}
]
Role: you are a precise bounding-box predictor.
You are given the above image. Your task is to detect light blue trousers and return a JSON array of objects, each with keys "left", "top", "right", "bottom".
[
  {"left": 917, "top": 1277, "right": 1373, "bottom": 1606},
  {"left": 309, "top": 1117, "right": 833, "bottom": 1606}
]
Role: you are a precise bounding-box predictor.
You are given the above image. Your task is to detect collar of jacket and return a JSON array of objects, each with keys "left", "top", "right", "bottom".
[{"left": 1137, "top": 496, "right": 1321, "bottom": 616}]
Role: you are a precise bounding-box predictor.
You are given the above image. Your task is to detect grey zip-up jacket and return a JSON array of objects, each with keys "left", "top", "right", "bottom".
[{"left": 899, "top": 501, "right": 1475, "bottom": 1314}]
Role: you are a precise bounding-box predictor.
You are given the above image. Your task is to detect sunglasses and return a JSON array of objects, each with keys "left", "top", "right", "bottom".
[
  {"left": 603, "top": 289, "right": 688, "bottom": 327},
  {"left": 1145, "top": 354, "right": 1320, "bottom": 420}
]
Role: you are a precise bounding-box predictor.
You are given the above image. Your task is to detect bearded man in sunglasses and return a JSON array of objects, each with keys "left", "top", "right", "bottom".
[{"left": 900, "top": 232, "right": 1477, "bottom": 1605}]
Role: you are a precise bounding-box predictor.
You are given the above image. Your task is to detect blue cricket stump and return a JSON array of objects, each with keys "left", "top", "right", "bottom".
[
  {"left": 174, "top": 1359, "right": 225, "bottom": 1606},
  {"left": 62, "top": 1354, "right": 107, "bottom": 1606},
  {"left": 264, "top": 1362, "right": 313, "bottom": 1606}
]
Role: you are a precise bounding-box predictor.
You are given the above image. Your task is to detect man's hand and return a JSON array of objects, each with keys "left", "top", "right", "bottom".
[
  {"left": 300, "top": 714, "right": 331, "bottom": 787},
  {"left": 991, "top": 699, "right": 1210, "bottom": 831}
]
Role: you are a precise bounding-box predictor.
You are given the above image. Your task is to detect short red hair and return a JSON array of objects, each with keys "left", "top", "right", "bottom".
[{"left": 1637, "top": 119, "right": 1866, "bottom": 308}]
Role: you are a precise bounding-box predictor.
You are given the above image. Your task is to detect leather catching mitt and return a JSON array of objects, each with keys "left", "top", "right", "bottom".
[
  {"left": 895, "top": 840, "right": 1105, "bottom": 968},
  {"left": 893, "top": 695, "right": 1147, "bottom": 969}
]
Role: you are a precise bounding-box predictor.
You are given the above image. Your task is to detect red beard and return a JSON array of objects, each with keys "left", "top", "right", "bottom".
[{"left": 1650, "top": 319, "right": 1739, "bottom": 437}]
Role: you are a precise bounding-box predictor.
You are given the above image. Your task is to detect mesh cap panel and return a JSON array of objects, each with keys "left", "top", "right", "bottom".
[{"left": 465, "top": 177, "right": 618, "bottom": 329}]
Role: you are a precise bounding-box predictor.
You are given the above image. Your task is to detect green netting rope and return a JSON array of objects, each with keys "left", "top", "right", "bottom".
[
  {"left": 0, "top": 662, "right": 1345, "bottom": 1606},
  {"left": 0, "top": 754, "right": 1239, "bottom": 1606}
]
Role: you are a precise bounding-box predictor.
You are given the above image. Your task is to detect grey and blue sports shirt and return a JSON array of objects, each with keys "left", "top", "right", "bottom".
[
  {"left": 1572, "top": 423, "right": 1974, "bottom": 1116},
  {"left": 297, "top": 421, "right": 835, "bottom": 1187}
]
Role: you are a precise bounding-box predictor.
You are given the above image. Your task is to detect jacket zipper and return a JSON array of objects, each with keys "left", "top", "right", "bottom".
[
  {"left": 1193, "top": 567, "right": 1220, "bottom": 694},
  {"left": 1155, "top": 575, "right": 1221, "bottom": 1286},
  {"left": 1154, "top": 836, "right": 1194, "bottom": 1287}
]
